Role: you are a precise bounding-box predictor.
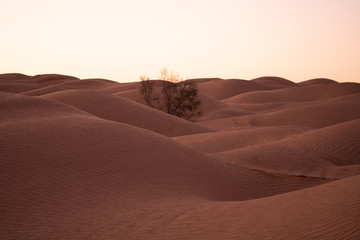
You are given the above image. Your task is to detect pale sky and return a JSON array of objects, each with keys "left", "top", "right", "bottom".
[{"left": 1, "top": 0, "right": 359, "bottom": 83}]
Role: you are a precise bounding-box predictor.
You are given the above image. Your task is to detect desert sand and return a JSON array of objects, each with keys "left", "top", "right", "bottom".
[{"left": 1, "top": 73, "right": 359, "bottom": 239}]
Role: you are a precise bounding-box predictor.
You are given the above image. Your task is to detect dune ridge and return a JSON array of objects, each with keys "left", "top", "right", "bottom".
[
  {"left": 1, "top": 73, "right": 359, "bottom": 239},
  {"left": 224, "top": 82, "right": 360, "bottom": 103}
]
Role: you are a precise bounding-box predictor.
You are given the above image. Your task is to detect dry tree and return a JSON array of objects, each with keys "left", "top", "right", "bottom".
[
  {"left": 139, "top": 75, "right": 155, "bottom": 108},
  {"left": 139, "top": 68, "right": 201, "bottom": 120}
]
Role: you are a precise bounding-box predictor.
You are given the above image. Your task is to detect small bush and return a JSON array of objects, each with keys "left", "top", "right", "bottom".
[{"left": 140, "top": 68, "right": 201, "bottom": 120}]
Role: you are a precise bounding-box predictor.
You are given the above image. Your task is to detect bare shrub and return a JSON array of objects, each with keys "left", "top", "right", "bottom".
[
  {"left": 139, "top": 75, "right": 155, "bottom": 108},
  {"left": 139, "top": 68, "right": 201, "bottom": 120}
]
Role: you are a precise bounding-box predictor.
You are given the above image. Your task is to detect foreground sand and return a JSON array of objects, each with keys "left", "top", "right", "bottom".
[{"left": 1, "top": 73, "right": 359, "bottom": 239}]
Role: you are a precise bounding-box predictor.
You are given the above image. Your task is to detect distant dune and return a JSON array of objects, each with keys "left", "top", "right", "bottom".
[
  {"left": 298, "top": 78, "right": 338, "bottom": 86},
  {"left": 1, "top": 73, "right": 359, "bottom": 239}
]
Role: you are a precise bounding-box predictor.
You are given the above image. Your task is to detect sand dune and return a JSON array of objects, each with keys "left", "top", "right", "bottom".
[
  {"left": 197, "top": 79, "right": 269, "bottom": 100},
  {"left": 41, "top": 89, "right": 211, "bottom": 137},
  {"left": 244, "top": 97, "right": 360, "bottom": 128},
  {"left": 173, "top": 125, "right": 311, "bottom": 153},
  {"left": 0, "top": 74, "right": 39, "bottom": 93},
  {"left": 0, "top": 73, "right": 30, "bottom": 82},
  {"left": 29, "top": 74, "right": 80, "bottom": 84},
  {"left": 114, "top": 88, "right": 147, "bottom": 104},
  {"left": 0, "top": 92, "right": 88, "bottom": 122},
  {"left": 53, "top": 78, "right": 118, "bottom": 89},
  {"left": 225, "top": 101, "right": 304, "bottom": 114},
  {"left": 250, "top": 76, "right": 298, "bottom": 88},
  {"left": 0, "top": 82, "right": 43, "bottom": 93},
  {"left": 200, "top": 95, "right": 360, "bottom": 130},
  {"left": 0, "top": 74, "right": 120, "bottom": 96},
  {"left": 106, "top": 81, "right": 140, "bottom": 92},
  {"left": 211, "top": 119, "right": 360, "bottom": 179},
  {"left": 224, "top": 82, "right": 360, "bottom": 103},
  {"left": 286, "top": 119, "right": 360, "bottom": 165},
  {"left": 117, "top": 88, "right": 252, "bottom": 121},
  {"left": 1, "top": 73, "right": 359, "bottom": 239},
  {"left": 189, "top": 77, "right": 223, "bottom": 84},
  {"left": 298, "top": 78, "right": 338, "bottom": 86},
  {"left": 197, "top": 77, "right": 299, "bottom": 101},
  {"left": 175, "top": 120, "right": 360, "bottom": 179},
  {"left": 195, "top": 93, "right": 254, "bottom": 120},
  {"left": 144, "top": 175, "right": 360, "bottom": 240},
  {"left": 22, "top": 78, "right": 119, "bottom": 96}
]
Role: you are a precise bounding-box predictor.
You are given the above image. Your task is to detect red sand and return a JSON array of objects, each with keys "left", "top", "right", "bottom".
[{"left": 1, "top": 74, "right": 359, "bottom": 239}]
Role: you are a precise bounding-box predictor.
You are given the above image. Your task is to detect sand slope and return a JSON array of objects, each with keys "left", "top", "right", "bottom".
[
  {"left": 200, "top": 94, "right": 360, "bottom": 130},
  {"left": 213, "top": 124, "right": 360, "bottom": 179},
  {"left": 250, "top": 76, "right": 298, "bottom": 88},
  {"left": 41, "top": 89, "right": 211, "bottom": 137},
  {"left": 173, "top": 125, "right": 311, "bottom": 153},
  {"left": 1, "top": 73, "right": 359, "bottom": 239},
  {"left": 224, "top": 82, "right": 360, "bottom": 103},
  {"left": 148, "top": 175, "right": 360, "bottom": 240},
  {"left": 197, "top": 79, "right": 268, "bottom": 100},
  {"left": 298, "top": 78, "right": 338, "bottom": 86}
]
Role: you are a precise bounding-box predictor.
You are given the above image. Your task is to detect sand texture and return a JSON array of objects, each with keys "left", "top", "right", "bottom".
[{"left": 1, "top": 74, "right": 360, "bottom": 239}]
